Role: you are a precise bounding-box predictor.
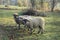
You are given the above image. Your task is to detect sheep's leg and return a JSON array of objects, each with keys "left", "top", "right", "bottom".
[
  {"left": 40, "top": 23, "right": 45, "bottom": 34},
  {"left": 38, "top": 26, "right": 41, "bottom": 34},
  {"left": 38, "top": 26, "right": 44, "bottom": 34},
  {"left": 29, "top": 28, "right": 33, "bottom": 34},
  {"left": 25, "top": 22, "right": 33, "bottom": 34},
  {"left": 40, "top": 27, "right": 44, "bottom": 34},
  {"left": 28, "top": 26, "right": 33, "bottom": 34},
  {"left": 18, "top": 24, "right": 20, "bottom": 30}
]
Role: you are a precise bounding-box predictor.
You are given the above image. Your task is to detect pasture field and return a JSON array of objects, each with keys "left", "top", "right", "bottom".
[{"left": 0, "top": 10, "right": 60, "bottom": 40}]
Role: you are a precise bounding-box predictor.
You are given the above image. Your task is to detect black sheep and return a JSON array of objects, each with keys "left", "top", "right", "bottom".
[
  {"left": 13, "top": 13, "right": 23, "bottom": 29},
  {"left": 13, "top": 13, "right": 29, "bottom": 29}
]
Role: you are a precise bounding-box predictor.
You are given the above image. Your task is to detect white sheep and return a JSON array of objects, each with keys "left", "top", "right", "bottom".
[{"left": 13, "top": 13, "right": 45, "bottom": 34}]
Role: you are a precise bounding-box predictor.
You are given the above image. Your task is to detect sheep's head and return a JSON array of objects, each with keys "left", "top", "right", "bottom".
[
  {"left": 13, "top": 13, "right": 18, "bottom": 16},
  {"left": 13, "top": 13, "right": 19, "bottom": 18}
]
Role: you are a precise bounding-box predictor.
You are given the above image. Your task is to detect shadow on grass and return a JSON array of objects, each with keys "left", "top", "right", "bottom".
[
  {"left": 0, "top": 23, "right": 60, "bottom": 40},
  {"left": 0, "top": 25, "right": 32, "bottom": 38}
]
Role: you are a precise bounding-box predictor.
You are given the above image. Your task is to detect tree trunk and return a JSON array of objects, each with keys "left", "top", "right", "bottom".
[
  {"left": 51, "top": 0, "right": 57, "bottom": 12},
  {"left": 30, "top": 0, "right": 35, "bottom": 9}
]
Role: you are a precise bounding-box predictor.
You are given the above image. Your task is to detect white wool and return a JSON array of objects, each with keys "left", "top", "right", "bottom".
[{"left": 19, "top": 15, "right": 33, "bottom": 20}]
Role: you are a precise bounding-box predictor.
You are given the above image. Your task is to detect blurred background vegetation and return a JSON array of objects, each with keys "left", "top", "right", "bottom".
[{"left": 0, "top": 0, "right": 60, "bottom": 11}]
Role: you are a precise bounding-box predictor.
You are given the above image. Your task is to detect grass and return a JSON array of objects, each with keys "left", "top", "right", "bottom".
[
  {"left": 0, "top": 5, "right": 28, "bottom": 10},
  {"left": 0, "top": 10, "right": 21, "bottom": 17},
  {"left": 0, "top": 10, "right": 60, "bottom": 40}
]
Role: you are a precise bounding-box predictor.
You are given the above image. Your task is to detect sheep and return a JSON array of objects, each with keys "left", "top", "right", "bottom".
[
  {"left": 13, "top": 13, "right": 31, "bottom": 29},
  {"left": 13, "top": 13, "right": 45, "bottom": 34},
  {"left": 24, "top": 17, "right": 45, "bottom": 34},
  {"left": 13, "top": 13, "right": 20, "bottom": 29}
]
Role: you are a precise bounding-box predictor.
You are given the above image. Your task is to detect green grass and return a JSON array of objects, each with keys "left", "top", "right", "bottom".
[
  {"left": 0, "top": 10, "right": 60, "bottom": 40},
  {"left": 0, "top": 10, "right": 21, "bottom": 18},
  {"left": 0, "top": 5, "right": 28, "bottom": 10}
]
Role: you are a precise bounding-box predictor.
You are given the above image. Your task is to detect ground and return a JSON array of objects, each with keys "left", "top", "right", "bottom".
[{"left": 0, "top": 10, "right": 60, "bottom": 40}]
